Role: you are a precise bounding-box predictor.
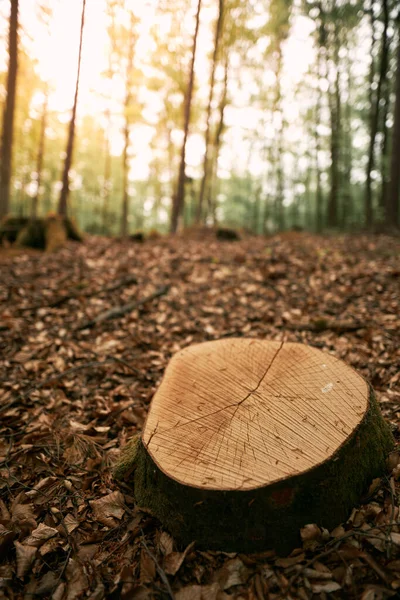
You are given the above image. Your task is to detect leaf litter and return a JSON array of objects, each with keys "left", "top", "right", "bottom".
[{"left": 0, "top": 232, "right": 400, "bottom": 598}]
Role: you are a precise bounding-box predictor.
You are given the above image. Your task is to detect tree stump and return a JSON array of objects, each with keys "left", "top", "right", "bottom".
[{"left": 115, "top": 339, "right": 393, "bottom": 553}]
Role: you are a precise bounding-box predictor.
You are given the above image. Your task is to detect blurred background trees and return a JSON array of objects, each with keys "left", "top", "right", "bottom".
[{"left": 0, "top": 0, "right": 399, "bottom": 235}]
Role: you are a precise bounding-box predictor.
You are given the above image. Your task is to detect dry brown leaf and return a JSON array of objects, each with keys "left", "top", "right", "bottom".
[
  {"left": 140, "top": 548, "right": 156, "bottom": 584},
  {"left": 0, "top": 499, "right": 11, "bottom": 521},
  {"left": 176, "top": 585, "right": 202, "bottom": 600},
  {"left": 89, "top": 491, "right": 125, "bottom": 527},
  {"left": 52, "top": 582, "right": 66, "bottom": 600},
  {"left": 24, "top": 522, "right": 58, "bottom": 547},
  {"left": 176, "top": 583, "right": 220, "bottom": 600},
  {"left": 11, "top": 501, "right": 36, "bottom": 528},
  {"left": 158, "top": 531, "right": 174, "bottom": 556},
  {"left": 40, "top": 537, "right": 61, "bottom": 556},
  {"left": 275, "top": 553, "right": 305, "bottom": 568},
  {"left": 62, "top": 513, "right": 80, "bottom": 534},
  {"left": 200, "top": 583, "right": 220, "bottom": 600},
  {"left": 0, "top": 525, "right": 15, "bottom": 554},
  {"left": 65, "top": 558, "right": 89, "bottom": 600},
  {"left": 14, "top": 540, "right": 37, "bottom": 578},
  {"left": 300, "top": 523, "right": 321, "bottom": 542},
  {"left": 164, "top": 541, "right": 195, "bottom": 576},
  {"left": 311, "top": 581, "right": 341, "bottom": 593},
  {"left": 215, "top": 557, "right": 250, "bottom": 590}
]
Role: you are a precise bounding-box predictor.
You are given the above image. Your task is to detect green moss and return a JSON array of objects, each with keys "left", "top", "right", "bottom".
[{"left": 113, "top": 434, "right": 140, "bottom": 481}]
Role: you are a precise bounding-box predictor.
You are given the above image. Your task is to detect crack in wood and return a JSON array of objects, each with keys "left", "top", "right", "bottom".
[
  {"left": 146, "top": 341, "right": 285, "bottom": 442},
  {"left": 231, "top": 341, "right": 284, "bottom": 417}
]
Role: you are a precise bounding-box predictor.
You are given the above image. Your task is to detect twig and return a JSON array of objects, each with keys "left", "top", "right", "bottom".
[
  {"left": 20, "top": 275, "right": 138, "bottom": 311},
  {"left": 141, "top": 532, "right": 175, "bottom": 600},
  {"left": 50, "top": 275, "right": 138, "bottom": 308},
  {"left": 76, "top": 284, "right": 170, "bottom": 330},
  {"left": 283, "top": 320, "right": 366, "bottom": 333}
]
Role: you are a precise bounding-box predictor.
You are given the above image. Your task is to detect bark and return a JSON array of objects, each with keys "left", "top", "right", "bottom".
[
  {"left": 57, "top": 0, "right": 86, "bottom": 217},
  {"left": 0, "top": 0, "right": 19, "bottom": 219},
  {"left": 170, "top": 0, "right": 202, "bottom": 234},
  {"left": 386, "top": 27, "right": 400, "bottom": 227},
  {"left": 32, "top": 86, "right": 48, "bottom": 219},
  {"left": 196, "top": 0, "right": 223, "bottom": 224},
  {"left": 365, "top": 0, "right": 389, "bottom": 228}
]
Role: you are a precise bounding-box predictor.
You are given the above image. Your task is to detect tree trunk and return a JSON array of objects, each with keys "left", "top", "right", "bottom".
[
  {"left": 0, "top": 0, "right": 19, "bottom": 220},
  {"left": 57, "top": 0, "right": 86, "bottom": 217},
  {"left": 274, "top": 48, "right": 285, "bottom": 231},
  {"left": 315, "top": 46, "right": 323, "bottom": 233},
  {"left": 120, "top": 11, "right": 136, "bottom": 238},
  {"left": 101, "top": 109, "right": 112, "bottom": 234},
  {"left": 121, "top": 119, "right": 130, "bottom": 237},
  {"left": 32, "top": 85, "right": 48, "bottom": 219},
  {"left": 170, "top": 0, "right": 202, "bottom": 234},
  {"left": 115, "top": 339, "right": 393, "bottom": 554},
  {"left": 327, "top": 23, "right": 341, "bottom": 228},
  {"left": 365, "top": 0, "right": 389, "bottom": 228},
  {"left": 196, "top": 0, "right": 223, "bottom": 224},
  {"left": 342, "top": 54, "right": 353, "bottom": 229},
  {"left": 207, "top": 52, "right": 229, "bottom": 224},
  {"left": 386, "top": 26, "right": 400, "bottom": 228}
]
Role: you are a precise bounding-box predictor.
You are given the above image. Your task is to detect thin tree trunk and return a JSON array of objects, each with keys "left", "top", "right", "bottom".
[
  {"left": 57, "top": 0, "right": 86, "bottom": 217},
  {"left": 120, "top": 11, "right": 135, "bottom": 238},
  {"left": 207, "top": 52, "right": 229, "bottom": 224},
  {"left": 0, "top": 0, "right": 19, "bottom": 219},
  {"left": 275, "top": 48, "right": 285, "bottom": 231},
  {"left": 121, "top": 119, "right": 130, "bottom": 237},
  {"left": 386, "top": 27, "right": 400, "bottom": 228},
  {"left": 170, "top": 0, "right": 202, "bottom": 234},
  {"left": 102, "top": 108, "right": 111, "bottom": 234},
  {"left": 327, "top": 23, "right": 341, "bottom": 228},
  {"left": 365, "top": 0, "right": 389, "bottom": 228},
  {"left": 380, "top": 81, "right": 390, "bottom": 213},
  {"left": 32, "top": 85, "right": 48, "bottom": 219},
  {"left": 315, "top": 46, "right": 323, "bottom": 232},
  {"left": 196, "top": 0, "right": 223, "bottom": 224},
  {"left": 342, "top": 54, "right": 353, "bottom": 229}
]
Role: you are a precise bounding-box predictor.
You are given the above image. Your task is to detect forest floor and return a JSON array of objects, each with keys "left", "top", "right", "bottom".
[{"left": 0, "top": 231, "right": 400, "bottom": 600}]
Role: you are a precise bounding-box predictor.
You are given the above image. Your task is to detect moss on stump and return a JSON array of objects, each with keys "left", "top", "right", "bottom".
[{"left": 114, "top": 339, "right": 393, "bottom": 553}]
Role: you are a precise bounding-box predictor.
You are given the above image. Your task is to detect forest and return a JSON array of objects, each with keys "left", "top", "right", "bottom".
[
  {"left": 0, "top": 0, "right": 399, "bottom": 234},
  {"left": 1, "top": 1, "right": 400, "bottom": 600}
]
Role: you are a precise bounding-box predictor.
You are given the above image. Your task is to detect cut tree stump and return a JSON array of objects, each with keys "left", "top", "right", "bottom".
[{"left": 115, "top": 339, "right": 393, "bottom": 553}]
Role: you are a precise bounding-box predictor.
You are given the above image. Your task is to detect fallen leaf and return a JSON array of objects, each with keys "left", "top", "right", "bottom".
[
  {"left": 164, "top": 541, "right": 195, "bottom": 576},
  {"left": 14, "top": 540, "right": 37, "bottom": 578},
  {"left": 89, "top": 491, "right": 125, "bottom": 527}
]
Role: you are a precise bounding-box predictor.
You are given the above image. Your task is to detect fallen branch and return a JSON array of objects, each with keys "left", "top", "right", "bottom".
[
  {"left": 21, "top": 274, "right": 138, "bottom": 311},
  {"left": 283, "top": 319, "right": 366, "bottom": 334},
  {"left": 76, "top": 284, "right": 170, "bottom": 331}
]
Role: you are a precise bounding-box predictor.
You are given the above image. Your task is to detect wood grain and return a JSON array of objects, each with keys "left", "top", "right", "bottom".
[{"left": 143, "top": 339, "right": 369, "bottom": 490}]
